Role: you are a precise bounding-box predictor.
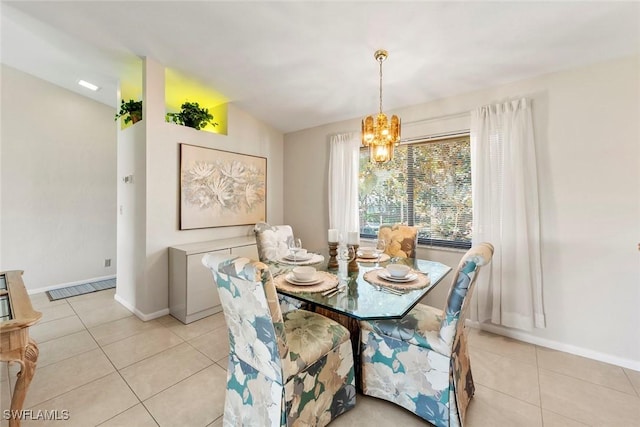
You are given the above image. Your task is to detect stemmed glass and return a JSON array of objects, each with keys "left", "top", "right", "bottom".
[
  {"left": 336, "top": 244, "right": 356, "bottom": 282},
  {"left": 374, "top": 238, "right": 387, "bottom": 266},
  {"left": 288, "top": 237, "right": 302, "bottom": 262}
]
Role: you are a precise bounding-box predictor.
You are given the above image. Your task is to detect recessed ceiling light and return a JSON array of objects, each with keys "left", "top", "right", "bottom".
[{"left": 78, "top": 80, "right": 100, "bottom": 91}]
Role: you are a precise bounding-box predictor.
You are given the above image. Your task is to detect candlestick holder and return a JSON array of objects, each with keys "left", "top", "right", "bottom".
[
  {"left": 348, "top": 244, "right": 359, "bottom": 273},
  {"left": 328, "top": 241, "right": 339, "bottom": 269}
]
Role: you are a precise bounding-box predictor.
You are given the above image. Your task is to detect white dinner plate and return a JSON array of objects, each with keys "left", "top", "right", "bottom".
[
  {"left": 283, "top": 252, "right": 313, "bottom": 261},
  {"left": 357, "top": 252, "right": 378, "bottom": 259},
  {"left": 285, "top": 272, "right": 323, "bottom": 286},
  {"left": 377, "top": 269, "right": 418, "bottom": 283}
]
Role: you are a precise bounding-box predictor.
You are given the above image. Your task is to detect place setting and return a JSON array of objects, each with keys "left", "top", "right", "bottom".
[
  {"left": 273, "top": 266, "right": 339, "bottom": 294},
  {"left": 356, "top": 247, "right": 390, "bottom": 263},
  {"left": 277, "top": 237, "right": 325, "bottom": 266},
  {"left": 356, "top": 238, "right": 390, "bottom": 263},
  {"left": 363, "top": 263, "right": 430, "bottom": 292}
]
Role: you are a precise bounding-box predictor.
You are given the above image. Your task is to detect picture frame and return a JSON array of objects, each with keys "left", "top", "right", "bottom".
[{"left": 179, "top": 143, "right": 267, "bottom": 230}]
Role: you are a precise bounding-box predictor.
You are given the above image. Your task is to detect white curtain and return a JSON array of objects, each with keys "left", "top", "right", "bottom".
[
  {"left": 328, "top": 133, "right": 360, "bottom": 240},
  {"left": 470, "top": 98, "right": 545, "bottom": 330}
]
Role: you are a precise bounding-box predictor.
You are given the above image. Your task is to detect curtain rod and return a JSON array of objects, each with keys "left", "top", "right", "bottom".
[
  {"left": 402, "top": 110, "right": 470, "bottom": 126},
  {"left": 399, "top": 130, "right": 470, "bottom": 145}
]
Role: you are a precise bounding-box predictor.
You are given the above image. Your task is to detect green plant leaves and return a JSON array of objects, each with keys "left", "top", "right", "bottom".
[
  {"left": 166, "top": 101, "right": 218, "bottom": 130},
  {"left": 115, "top": 99, "right": 143, "bottom": 124}
]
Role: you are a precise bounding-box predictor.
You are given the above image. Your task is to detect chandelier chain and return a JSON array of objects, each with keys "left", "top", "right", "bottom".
[{"left": 378, "top": 57, "right": 383, "bottom": 114}]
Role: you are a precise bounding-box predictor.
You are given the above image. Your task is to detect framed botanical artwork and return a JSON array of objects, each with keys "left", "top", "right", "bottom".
[{"left": 179, "top": 143, "right": 267, "bottom": 230}]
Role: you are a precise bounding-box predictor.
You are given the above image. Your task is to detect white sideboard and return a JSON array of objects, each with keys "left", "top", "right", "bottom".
[{"left": 169, "top": 236, "right": 259, "bottom": 324}]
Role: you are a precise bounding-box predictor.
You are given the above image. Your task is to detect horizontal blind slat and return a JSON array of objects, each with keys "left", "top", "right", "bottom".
[{"left": 359, "top": 135, "right": 471, "bottom": 248}]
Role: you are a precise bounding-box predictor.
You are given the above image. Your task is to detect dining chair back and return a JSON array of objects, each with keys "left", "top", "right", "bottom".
[
  {"left": 377, "top": 223, "right": 419, "bottom": 258},
  {"left": 203, "top": 253, "right": 356, "bottom": 426},
  {"left": 254, "top": 221, "right": 294, "bottom": 262},
  {"left": 360, "top": 242, "right": 494, "bottom": 427},
  {"left": 253, "top": 221, "right": 305, "bottom": 312}
]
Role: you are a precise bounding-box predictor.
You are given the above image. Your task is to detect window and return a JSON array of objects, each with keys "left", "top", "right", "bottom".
[{"left": 359, "top": 135, "right": 472, "bottom": 249}]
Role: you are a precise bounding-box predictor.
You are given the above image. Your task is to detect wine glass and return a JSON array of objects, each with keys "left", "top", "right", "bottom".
[
  {"left": 288, "top": 237, "right": 302, "bottom": 262},
  {"left": 336, "top": 244, "right": 356, "bottom": 282},
  {"left": 374, "top": 238, "right": 387, "bottom": 265}
]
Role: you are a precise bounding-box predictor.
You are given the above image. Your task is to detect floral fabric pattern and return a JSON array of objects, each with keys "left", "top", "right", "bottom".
[
  {"left": 254, "top": 221, "right": 307, "bottom": 313},
  {"left": 359, "top": 243, "right": 493, "bottom": 427},
  {"left": 254, "top": 221, "right": 294, "bottom": 261},
  {"left": 202, "top": 254, "right": 356, "bottom": 426},
  {"left": 378, "top": 224, "right": 419, "bottom": 258}
]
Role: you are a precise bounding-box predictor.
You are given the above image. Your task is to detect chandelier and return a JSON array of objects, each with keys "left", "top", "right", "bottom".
[{"left": 361, "top": 49, "right": 401, "bottom": 163}]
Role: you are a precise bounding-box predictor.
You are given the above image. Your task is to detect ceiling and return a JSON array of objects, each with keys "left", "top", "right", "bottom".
[{"left": 2, "top": 1, "right": 639, "bottom": 133}]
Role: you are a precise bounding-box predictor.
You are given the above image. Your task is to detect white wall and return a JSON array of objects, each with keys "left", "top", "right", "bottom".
[
  {"left": 1, "top": 65, "right": 117, "bottom": 290},
  {"left": 284, "top": 55, "right": 640, "bottom": 369},
  {"left": 116, "top": 58, "right": 285, "bottom": 317}
]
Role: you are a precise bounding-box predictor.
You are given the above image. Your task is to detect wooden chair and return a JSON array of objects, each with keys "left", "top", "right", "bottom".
[
  {"left": 360, "top": 243, "right": 494, "bottom": 427},
  {"left": 203, "top": 254, "right": 356, "bottom": 426},
  {"left": 377, "top": 224, "right": 419, "bottom": 258}
]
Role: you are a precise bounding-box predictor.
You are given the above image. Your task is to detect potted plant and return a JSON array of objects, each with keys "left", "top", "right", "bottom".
[
  {"left": 166, "top": 101, "right": 218, "bottom": 130},
  {"left": 114, "top": 99, "right": 143, "bottom": 124}
]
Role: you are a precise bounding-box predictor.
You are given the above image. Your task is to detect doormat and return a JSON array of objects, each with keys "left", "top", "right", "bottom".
[{"left": 46, "top": 278, "right": 116, "bottom": 301}]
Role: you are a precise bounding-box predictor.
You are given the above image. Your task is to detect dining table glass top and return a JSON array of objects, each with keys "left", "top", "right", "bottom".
[{"left": 268, "top": 251, "right": 452, "bottom": 321}]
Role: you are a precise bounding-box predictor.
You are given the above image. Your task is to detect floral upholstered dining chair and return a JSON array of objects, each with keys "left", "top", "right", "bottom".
[
  {"left": 360, "top": 242, "right": 494, "bottom": 427},
  {"left": 253, "top": 221, "right": 306, "bottom": 312},
  {"left": 202, "top": 253, "right": 356, "bottom": 426},
  {"left": 377, "top": 224, "right": 419, "bottom": 258},
  {"left": 254, "top": 221, "right": 294, "bottom": 262}
]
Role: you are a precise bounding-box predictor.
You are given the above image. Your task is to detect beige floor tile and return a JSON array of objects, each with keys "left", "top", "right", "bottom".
[
  {"left": 160, "top": 312, "right": 226, "bottom": 341},
  {"left": 37, "top": 303, "right": 76, "bottom": 324},
  {"left": 33, "top": 330, "right": 98, "bottom": 368},
  {"left": 153, "top": 314, "right": 176, "bottom": 326},
  {"left": 539, "top": 369, "right": 640, "bottom": 427},
  {"left": 29, "top": 315, "right": 86, "bottom": 344},
  {"left": 542, "top": 410, "right": 589, "bottom": 427},
  {"left": 72, "top": 302, "right": 133, "bottom": 329},
  {"left": 207, "top": 416, "right": 224, "bottom": 427},
  {"left": 21, "top": 372, "right": 139, "bottom": 427},
  {"left": 216, "top": 355, "right": 228, "bottom": 370},
  {"left": 28, "top": 292, "right": 69, "bottom": 310},
  {"left": 120, "top": 343, "right": 212, "bottom": 400},
  {"left": 12, "top": 348, "right": 115, "bottom": 408},
  {"left": 471, "top": 347, "right": 540, "bottom": 406},
  {"left": 465, "top": 384, "right": 542, "bottom": 427},
  {"left": 468, "top": 328, "right": 537, "bottom": 366},
  {"left": 331, "top": 394, "right": 427, "bottom": 426},
  {"left": 89, "top": 316, "right": 163, "bottom": 347},
  {"left": 537, "top": 347, "right": 636, "bottom": 395},
  {"left": 98, "top": 403, "right": 158, "bottom": 427},
  {"left": 1, "top": 379, "right": 11, "bottom": 427},
  {"left": 188, "top": 326, "right": 229, "bottom": 362},
  {"left": 624, "top": 368, "right": 640, "bottom": 397},
  {"left": 144, "top": 364, "right": 227, "bottom": 427},
  {"left": 102, "top": 327, "right": 184, "bottom": 369}
]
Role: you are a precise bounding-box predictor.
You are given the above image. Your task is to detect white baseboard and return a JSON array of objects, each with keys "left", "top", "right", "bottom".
[
  {"left": 113, "top": 293, "right": 170, "bottom": 322},
  {"left": 28, "top": 275, "right": 116, "bottom": 295},
  {"left": 467, "top": 320, "right": 640, "bottom": 372}
]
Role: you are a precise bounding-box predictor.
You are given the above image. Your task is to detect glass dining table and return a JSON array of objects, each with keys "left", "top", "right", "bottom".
[
  {"left": 268, "top": 250, "right": 452, "bottom": 321},
  {"left": 268, "top": 249, "right": 452, "bottom": 389}
]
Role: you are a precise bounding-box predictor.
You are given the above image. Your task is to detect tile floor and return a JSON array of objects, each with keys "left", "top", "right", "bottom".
[{"left": 2, "top": 289, "right": 639, "bottom": 427}]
